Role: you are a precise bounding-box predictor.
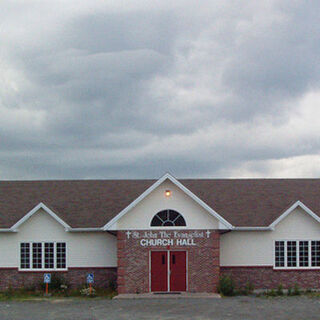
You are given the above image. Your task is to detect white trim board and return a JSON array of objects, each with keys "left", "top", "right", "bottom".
[
  {"left": 0, "top": 229, "right": 17, "bottom": 232},
  {"left": 67, "top": 228, "right": 104, "bottom": 232},
  {"left": 103, "top": 173, "right": 233, "bottom": 230},
  {"left": 233, "top": 227, "right": 273, "bottom": 231}
]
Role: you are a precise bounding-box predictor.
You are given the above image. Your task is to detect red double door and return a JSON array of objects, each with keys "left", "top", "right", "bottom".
[{"left": 151, "top": 251, "right": 186, "bottom": 292}]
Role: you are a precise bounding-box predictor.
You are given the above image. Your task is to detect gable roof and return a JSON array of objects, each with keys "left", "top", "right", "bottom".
[
  {"left": 0, "top": 179, "right": 153, "bottom": 229},
  {"left": 11, "top": 202, "right": 71, "bottom": 231},
  {"left": 1, "top": 177, "right": 320, "bottom": 229},
  {"left": 269, "top": 200, "right": 320, "bottom": 228},
  {"left": 103, "top": 173, "right": 233, "bottom": 230},
  {"left": 181, "top": 178, "right": 320, "bottom": 228}
]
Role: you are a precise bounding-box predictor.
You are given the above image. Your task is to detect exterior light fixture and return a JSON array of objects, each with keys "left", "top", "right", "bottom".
[{"left": 165, "top": 190, "right": 172, "bottom": 197}]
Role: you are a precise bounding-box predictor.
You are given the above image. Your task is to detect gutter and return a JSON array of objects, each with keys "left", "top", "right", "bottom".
[
  {"left": 0, "top": 227, "right": 104, "bottom": 233},
  {"left": 0, "top": 229, "right": 17, "bottom": 232},
  {"left": 66, "top": 228, "right": 104, "bottom": 232},
  {"left": 232, "top": 226, "right": 274, "bottom": 231}
]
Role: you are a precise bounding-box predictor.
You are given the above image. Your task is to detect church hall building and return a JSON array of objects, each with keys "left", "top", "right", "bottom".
[{"left": 1, "top": 173, "right": 320, "bottom": 293}]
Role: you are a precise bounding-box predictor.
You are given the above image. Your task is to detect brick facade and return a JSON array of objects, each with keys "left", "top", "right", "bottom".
[
  {"left": 117, "top": 229, "right": 220, "bottom": 294},
  {"left": 221, "top": 266, "right": 320, "bottom": 289},
  {"left": 0, "top": 267, "right": 117, "bottom": 291}
]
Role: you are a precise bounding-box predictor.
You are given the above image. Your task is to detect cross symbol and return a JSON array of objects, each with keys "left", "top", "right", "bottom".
[
  {"left": 126, "top": 231, "right": 131, "bottom": 239},
  {"left": 206, "top": 230, "right": 211, "bottom": 238}
]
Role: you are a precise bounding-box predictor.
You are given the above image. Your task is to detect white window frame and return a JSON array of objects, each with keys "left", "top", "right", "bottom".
[
  {"left": 20, "top": 242, "right": 31, "bottom": 269},
  {"left": 273, "top": 239, "right": 320, "bottom": 270},
  {"left": 19, "top": 241, "right": 67, "bottom": 271},
  {"left": 56, "top": 242, "right": 67, "bottom": 269},
  {"left": 150, "top": 209, "right": 187, "bottom": 228}
]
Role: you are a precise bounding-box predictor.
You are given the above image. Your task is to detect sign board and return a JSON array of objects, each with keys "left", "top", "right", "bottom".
[
  {"left": 125, "top": 230, "right": 211, "bottom": 247},
  {"left": 87, "top": 273, "right": 94, "bottom": 284},
  {"left": 44, "top": 273, "right": 51, "bottom": 284}
]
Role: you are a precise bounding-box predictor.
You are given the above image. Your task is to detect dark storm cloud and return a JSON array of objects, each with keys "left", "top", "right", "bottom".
[
  {"left": 66, "top": 11, "right": 179, "bottom": 55},
  {"left": 1, "top": 1, "right": 320, "bottom": 179}
]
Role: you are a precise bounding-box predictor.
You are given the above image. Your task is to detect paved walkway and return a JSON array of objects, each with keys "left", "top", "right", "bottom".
[{"left": 114, "top": 292, "right": 221, "bottom": 299}]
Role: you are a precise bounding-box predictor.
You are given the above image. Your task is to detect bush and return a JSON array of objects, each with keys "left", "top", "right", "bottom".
[
  {"left": 217, "top": 275, "right": 235, "bottom": 296},
  {"left": 40, "top": 273, "right": 69, "bottom": 293},
  {"left": 235, "top": 282, "right": 254, "bottom": 296},
  {"left": 3, "top": 286, "right": 14, "bottom": 299},
  {"left": 293, "top": 284, "right": 301, "bottom": 296},
  {"left": 287, "top": 287, "right": 292, "bottom": 296},
  {"left": 265, "top": 289, "right": 277, "bottom": 297},
  {"left": 80, "top": 287, "right": 96, "bottom": 297},
  {"left": 245, "top": 282, "right": 254, "bottom": 295},
  {"left": 50, "top": 274, "right": 69, "bottom": 291},
  {"left": 108, "top": 279, "right": 117, "bottom": 291},
  {"left": 276, "top": 284, "right": 284, "bottom": 296}
]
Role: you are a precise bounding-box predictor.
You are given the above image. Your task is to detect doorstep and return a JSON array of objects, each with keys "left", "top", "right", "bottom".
[{"left": 113, "top": 292, "right": 221, "bottom": 299}]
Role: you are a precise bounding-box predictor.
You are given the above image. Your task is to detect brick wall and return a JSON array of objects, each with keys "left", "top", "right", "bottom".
[
  {"left": 0, "top": 267, "right": 117, "bottom": 291},
  {"left": 221, "top": 266, "right": 320, "bottom": 289},
  {"left": 117, "top": 229, "right": 220, "bottom": 294}
]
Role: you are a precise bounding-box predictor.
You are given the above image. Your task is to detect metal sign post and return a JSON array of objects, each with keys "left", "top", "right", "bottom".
[
  {"left": 44, "top": 273, "right": 51, "bottom": 295},
  {"left": 87, "top": 273, "right": 94, "bottom": 294}
]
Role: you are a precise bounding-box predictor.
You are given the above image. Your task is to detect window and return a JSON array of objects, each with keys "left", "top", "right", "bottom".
[
  {"left": 32, "top": 242, "right": 42, "bottom": 269},
  {"left": 151, "top": 210, "right": 186, "bottom": 227},
  {"left": 20, "top": 243, "right": 30, "bottom": 269},
  {"left": 287, "top": 241, "right": 297, "bottom": 267},
  {"left": 274, "top": 240, "right": 320, "bottom": 268},
  {"left": 56, "top": 242, "right": 66, "bottom": 269},
  {"left": 20, "top": 242, "right": 66, "bottom": 270},
  {"left": 45, "top": 243, "right": 54, "bottom": 269},
  {"left": 275, "top": 241, "right": 285, "bottom": 267},
  {"left": 299, "top": 241, "right": 309, "bottom": 267},
  {"left": 311, "top": 241, "right": 320, "bottom": 267}
]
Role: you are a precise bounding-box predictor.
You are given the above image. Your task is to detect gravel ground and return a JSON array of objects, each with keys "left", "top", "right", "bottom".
[{"left": 0, "top": 296, "right": 320, "bottom": 320}]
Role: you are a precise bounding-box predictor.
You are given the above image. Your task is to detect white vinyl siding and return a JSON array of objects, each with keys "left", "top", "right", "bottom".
[
  {"left": 113, "top": 180, "right": 219, "bottom": 230},
  {"left": 221, "top": 207, "right": 320, "bottom": 267},
  {"left": 0, "top": 209, "right": 117, "bottom": 268}
]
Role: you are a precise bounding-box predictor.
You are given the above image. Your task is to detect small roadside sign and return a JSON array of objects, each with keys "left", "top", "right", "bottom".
[
  {"left": 44, "top": 273, "right": 51, "bottom": 295},
  {"left": 44, "top": 273, "right": 51, "bottom": 284},
  {"left": 87, "top": 273, "right": 94, "bottom": 284}
]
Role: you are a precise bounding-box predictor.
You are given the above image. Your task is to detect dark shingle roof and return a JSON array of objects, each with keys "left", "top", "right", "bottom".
[{"left": 0, "top": 179, "right": 320, "bottom": 228}]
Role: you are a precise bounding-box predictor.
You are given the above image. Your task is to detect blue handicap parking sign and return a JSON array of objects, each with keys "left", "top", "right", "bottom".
[
  {"left": 87, "top": 273, "right": 94, "bottom": 284},
  {"left": 44, "top": 273, "right": 51, "bottom": 284}
]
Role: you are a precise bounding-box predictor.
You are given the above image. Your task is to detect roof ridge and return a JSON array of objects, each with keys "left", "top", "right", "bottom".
[{"left": 1, "top": 178, "right": 320, "bottom": 182}]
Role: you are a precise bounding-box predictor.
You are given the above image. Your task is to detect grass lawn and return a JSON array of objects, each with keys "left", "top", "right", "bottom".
[{"left": 0, "top": 287, "right": 117, "bottom": 301}]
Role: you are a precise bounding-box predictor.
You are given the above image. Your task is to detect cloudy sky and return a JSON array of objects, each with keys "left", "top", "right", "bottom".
[{"left": 1, "top": 1, "right": 320, "bottom": 180}]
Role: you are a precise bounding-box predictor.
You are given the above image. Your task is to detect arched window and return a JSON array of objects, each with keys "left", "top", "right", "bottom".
[{"left": 151, "top": 209, "right": 186, "bottom": 227}]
